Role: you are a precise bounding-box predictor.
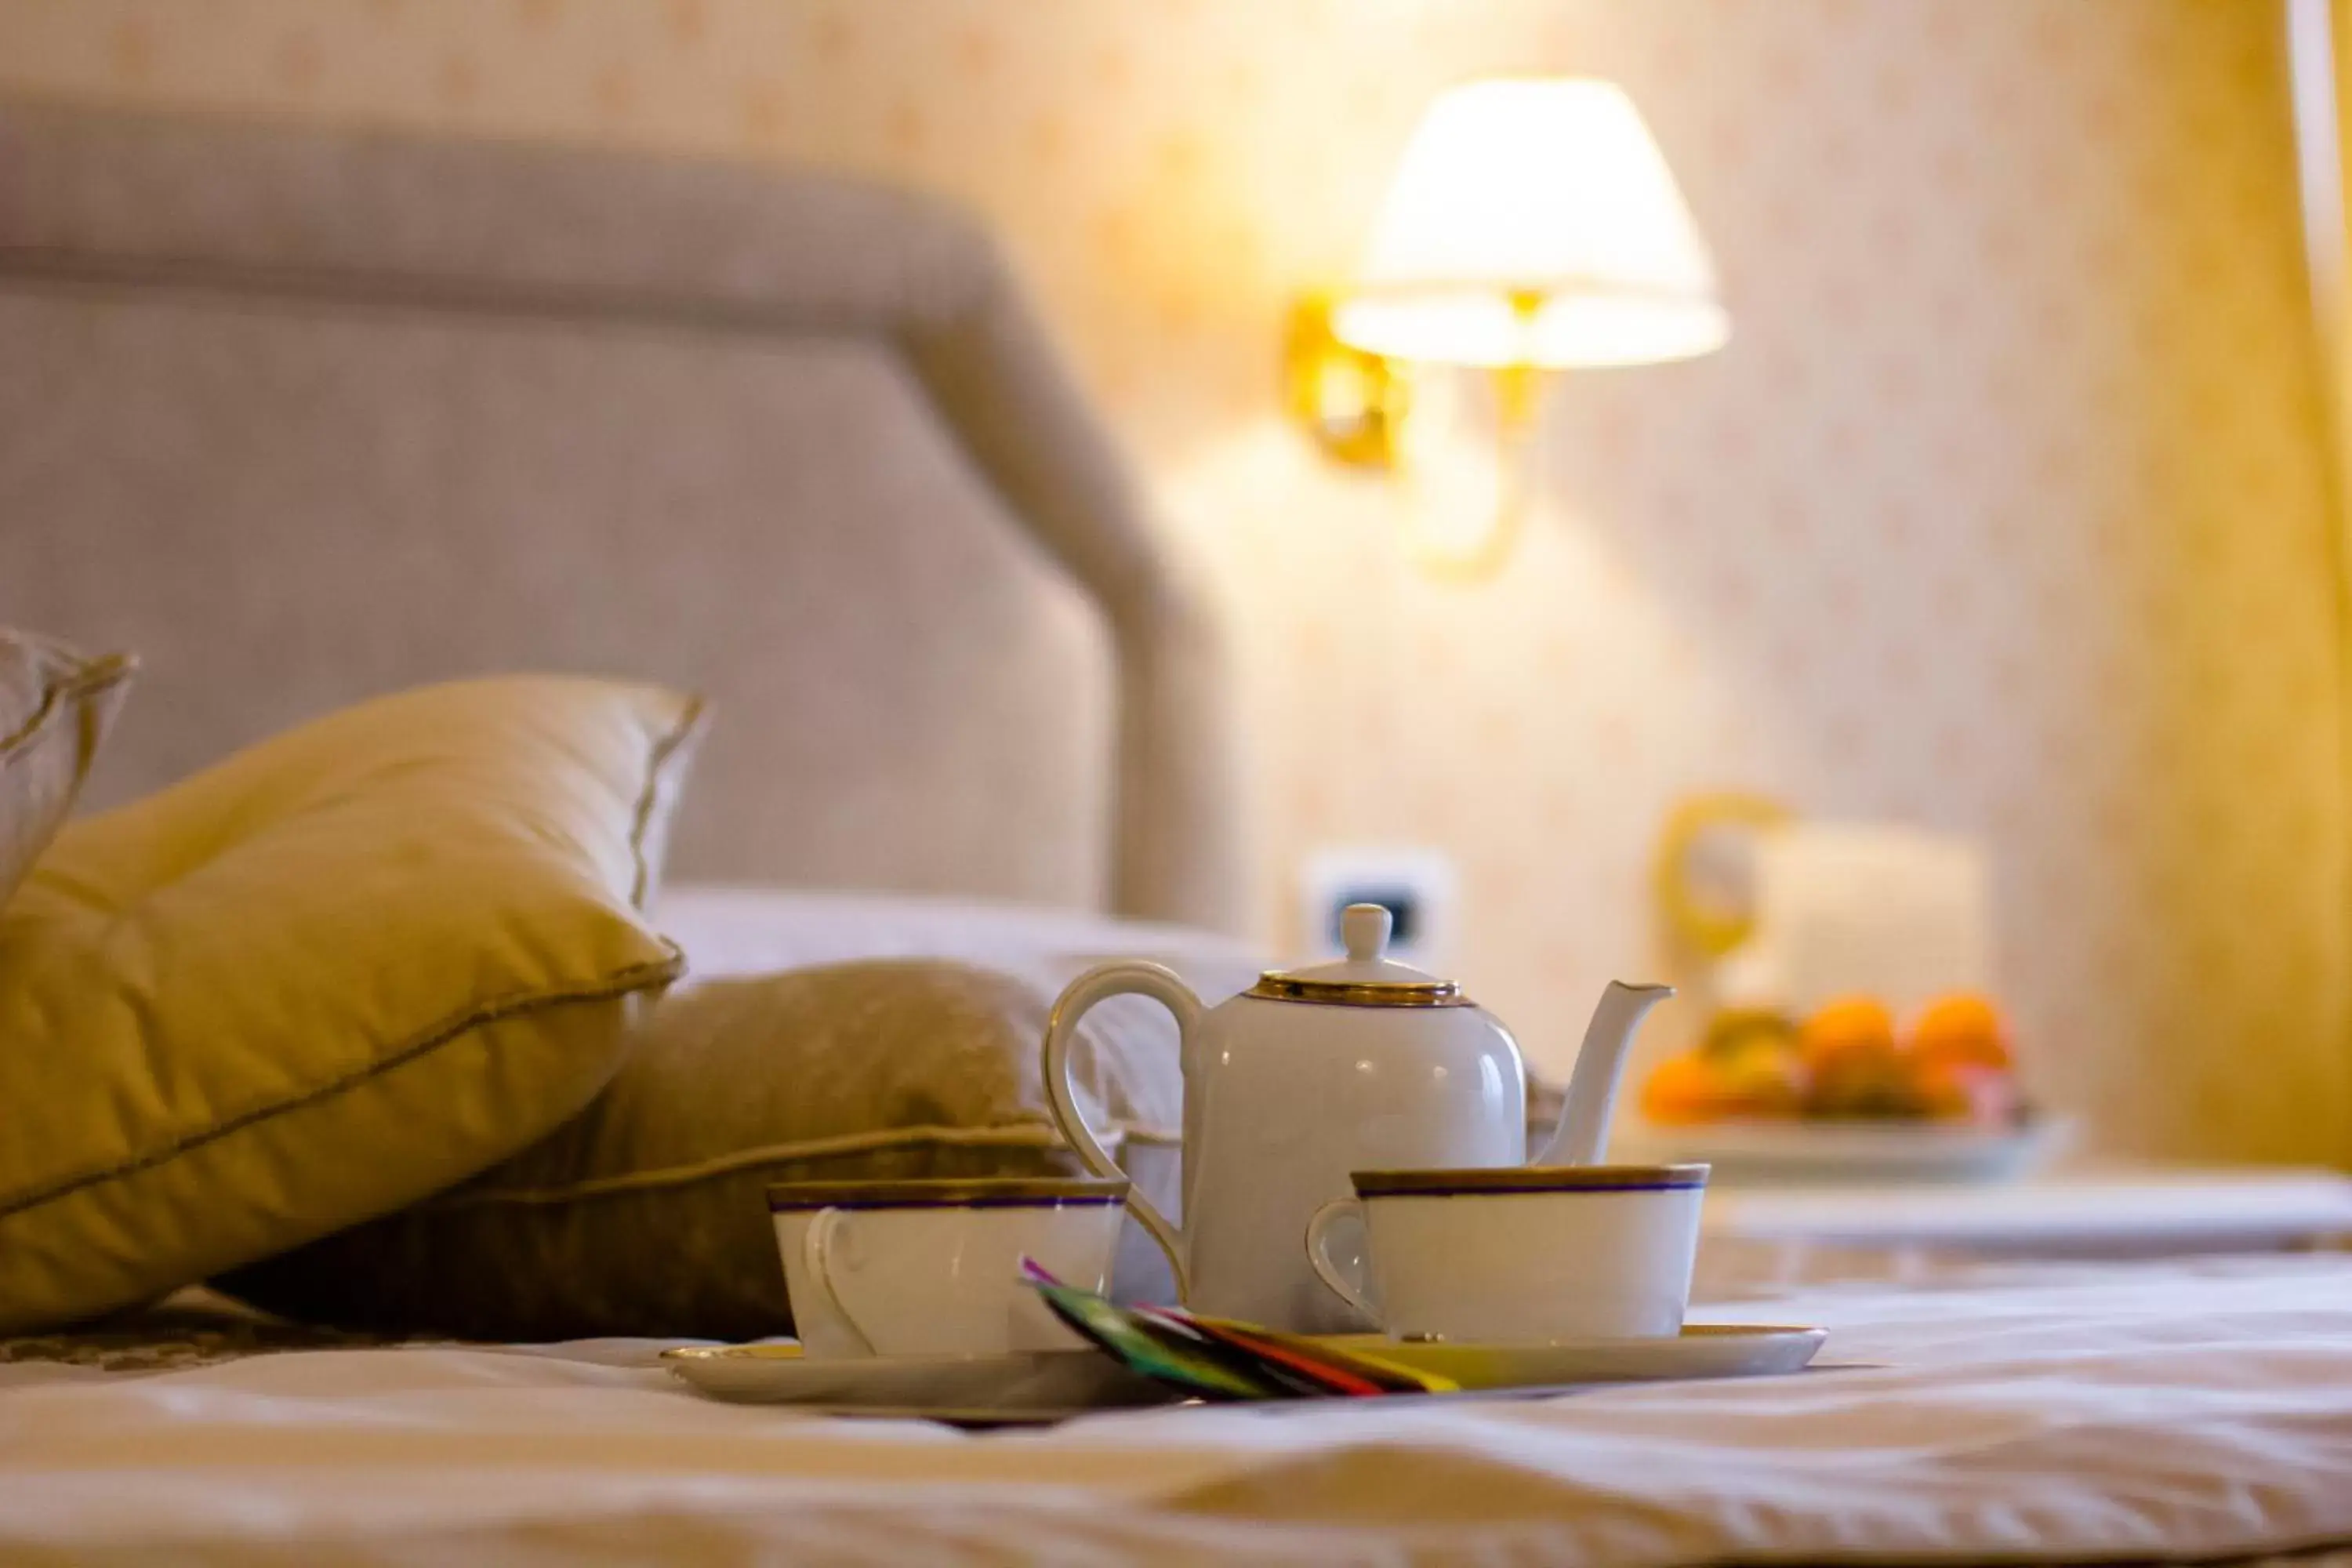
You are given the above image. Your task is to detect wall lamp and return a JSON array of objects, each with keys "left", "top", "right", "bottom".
[{"left": 1286, "top": 78, "right": 1729, "bottom": 580}]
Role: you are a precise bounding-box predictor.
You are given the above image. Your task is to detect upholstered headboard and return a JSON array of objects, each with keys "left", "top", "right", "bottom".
[{"left": 0, "top": 100, "right": 1240, "bottom": 931}]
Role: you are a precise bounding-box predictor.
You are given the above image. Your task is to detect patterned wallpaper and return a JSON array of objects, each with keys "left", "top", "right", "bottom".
[{"left": 2, "top": 0, "right": 2345, "bottom": 1161}]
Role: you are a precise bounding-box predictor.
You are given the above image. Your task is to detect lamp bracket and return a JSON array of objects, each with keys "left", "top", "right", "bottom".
[{"left": 1283, "top": 292, "right": 1410, "bottom": 469}]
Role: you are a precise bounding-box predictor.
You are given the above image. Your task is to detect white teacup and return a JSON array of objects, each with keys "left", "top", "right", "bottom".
[
  {"left": 768, "top": 1176, "right": 1128, "bottom": 1359},
  {"left": 1305, "top": 1163, "right": 1709, "bottom": 1344}
]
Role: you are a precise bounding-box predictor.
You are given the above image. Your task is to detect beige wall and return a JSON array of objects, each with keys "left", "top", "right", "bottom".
[{"left": 3, "top": 0, "right": 2345, "bottom": 1160}]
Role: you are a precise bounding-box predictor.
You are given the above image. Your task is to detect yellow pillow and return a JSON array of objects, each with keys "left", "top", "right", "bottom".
[{"left": 0, "top": 675, "right": 703, "bottom": 1333}]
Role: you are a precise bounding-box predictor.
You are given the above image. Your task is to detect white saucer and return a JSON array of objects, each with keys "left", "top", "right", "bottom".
[
  {"left": 661, "top": 1343, "right": 1167, "bottom": 1411},
  {"left": 1327, "top": 1323, "right": 1828, "bottom": 1387},
  {"left": 663, "top": 1323, "right": 1826, "bottom": 1414}
]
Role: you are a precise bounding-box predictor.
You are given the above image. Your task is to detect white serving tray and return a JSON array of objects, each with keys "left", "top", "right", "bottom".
[{"left": 662, "top": 1323, "right": 1828, "bottom": 1421}]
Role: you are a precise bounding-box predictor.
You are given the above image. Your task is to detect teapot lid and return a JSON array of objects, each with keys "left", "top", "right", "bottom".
[{"left": 1247, "top": 904, "right": 1472, "bottom": 1008}]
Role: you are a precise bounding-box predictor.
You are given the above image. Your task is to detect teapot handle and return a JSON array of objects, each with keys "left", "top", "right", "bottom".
[{"left": 1042, "top": 960, "right": 1199, "bottom": 1304}]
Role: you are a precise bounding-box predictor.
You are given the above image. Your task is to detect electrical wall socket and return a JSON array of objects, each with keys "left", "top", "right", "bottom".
[{"left": 1298, "top": 846, "right": 1459, "bottom": 969}]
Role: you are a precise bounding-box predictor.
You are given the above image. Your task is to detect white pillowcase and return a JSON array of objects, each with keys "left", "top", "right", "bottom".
[
  {"left": 0, "top": 630, "right": 135, "bottom": 911},
  {"left": 654, "top": 884, "right": 1264, "bottom": 986}
]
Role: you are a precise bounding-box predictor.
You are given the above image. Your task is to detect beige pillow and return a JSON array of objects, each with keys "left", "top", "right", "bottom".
[
  {"left": 0, "top": 630, "right": 135, "bottom": 911},
  {"left": 227, "top": 959, "right": 1181, "bottom": 1340},
  {"left": 0, "top": 675, "right": 703, "bottom": 1333}
]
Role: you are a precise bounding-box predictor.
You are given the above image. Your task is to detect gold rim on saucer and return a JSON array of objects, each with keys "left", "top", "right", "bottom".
[
  {"left": 764, "top": 1175, "right": 1131, "bottom": 1212},
  {"left": 1348, "top": 1163, "right": 1709, "bottom": 1198}
]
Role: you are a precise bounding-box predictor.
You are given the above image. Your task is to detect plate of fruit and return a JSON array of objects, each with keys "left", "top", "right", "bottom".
[{"left": 1621, "top": 993, "right": 2071, "bottom": 1184}]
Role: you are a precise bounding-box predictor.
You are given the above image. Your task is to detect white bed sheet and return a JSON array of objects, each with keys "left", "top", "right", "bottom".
[{"left": 6, "top": 1254, "right": 2352, "bottom": 1565}]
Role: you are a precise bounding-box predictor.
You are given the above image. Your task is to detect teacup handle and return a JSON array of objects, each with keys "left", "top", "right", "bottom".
[
  {"left": 1304, "top": 1197, "right": 1376, "bottom": 1320},
  {"left": 1042, "top": 961, "right": 1198, "bottom": 1303},
  {"left": 800, "top": 1207, "right": 878, "bottom": 1356}
]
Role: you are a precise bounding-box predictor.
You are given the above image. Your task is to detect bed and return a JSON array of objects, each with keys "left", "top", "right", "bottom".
[{"left": 6, "top": 99, "right": 2352, "bottom": 1566}]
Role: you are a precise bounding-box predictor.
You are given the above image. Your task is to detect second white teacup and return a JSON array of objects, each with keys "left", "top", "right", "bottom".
[
  {"left": 1305, "top": 1163, "right": 1709, "bottom": 1344},
  {"left": 768, "top": 1176, "right": 1128, "bottom": 1359}
]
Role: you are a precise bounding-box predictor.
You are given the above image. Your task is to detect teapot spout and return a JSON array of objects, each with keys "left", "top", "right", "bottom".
[{"left": 1532, "top": 981, "right": 1675, "bottom": 1167}]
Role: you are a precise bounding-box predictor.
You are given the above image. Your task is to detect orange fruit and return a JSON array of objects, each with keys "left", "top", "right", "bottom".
[
  {"left": 1640, "top": 1051, "right": 1730, "bottom": 1125},
  {"left": 1910, "top": 1058, "right": 2020, "bottom": 1127},
  {"left": 1910, "top": 1059, "right": 1976, "bottom": 1121},
  {"left": 1798, "top": 996, "right": 1898, "bottom": 1076},
  {"left": 1642, "top": 1039, "right": 1804, "bottom": 1124},
  {"left": 1911, "top": 992, "right": 2013, "bottom": 1073}
]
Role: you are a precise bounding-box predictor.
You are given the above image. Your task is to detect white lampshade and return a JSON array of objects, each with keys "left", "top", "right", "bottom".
[{"left": 1333, "top": 78, "right": 1729, "bottom": 369}]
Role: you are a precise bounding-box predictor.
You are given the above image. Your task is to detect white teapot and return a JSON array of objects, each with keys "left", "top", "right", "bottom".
[{"left": 1043, "top": 904, "right": 1670, "bottom": 1332}]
